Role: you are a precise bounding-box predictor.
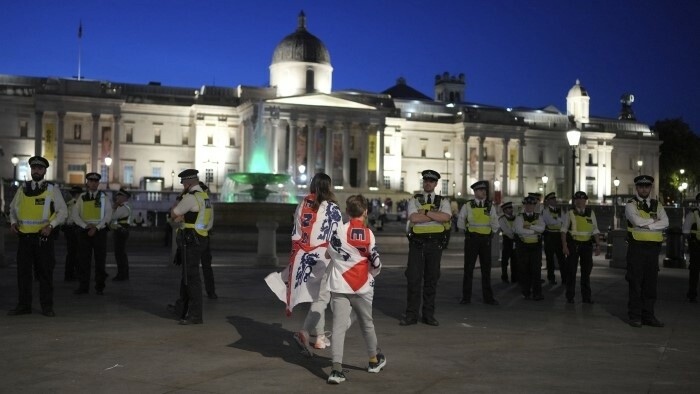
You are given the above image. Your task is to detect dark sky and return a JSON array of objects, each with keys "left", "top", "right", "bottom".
[{"left": 2, "top": 0, "right": 698, "bottom": 132}]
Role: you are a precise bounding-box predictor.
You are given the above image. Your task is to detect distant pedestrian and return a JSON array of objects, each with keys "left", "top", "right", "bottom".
[{"left": 7, "top": 156, "right": 68, "bottom": 317}]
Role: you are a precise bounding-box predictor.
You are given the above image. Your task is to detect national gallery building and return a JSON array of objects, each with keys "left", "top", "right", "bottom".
[{"left": 0, "top": 12, "right": 659, "bottom": 203}]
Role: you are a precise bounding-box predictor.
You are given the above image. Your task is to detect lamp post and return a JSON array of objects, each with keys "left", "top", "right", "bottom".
[
  {"left": 567, "top": 129, "right": 581, "bottom": 199},
  {"left": 11, "top": 156, "right": 19, "bottom": 183},
  {"left": 493, "top": 179, "right": 501, "bottom": 205},
  {"left": 171, "top": 170, "right": 175, "bottom": 191},
  {"left": 104, "top": 156, "right": 112, "bottom": 189},
  {"left": 613, "top": 177, "right": 620, "bottom": 228},
  {"left": 298, "top": 164, "right": 307, "bottom": 185},
  {"left": 444, "top": 151, "right": 451, "bottom": 196},
  {"left": 637, "top": 159, "right": 643, "bottom": 175},
  {"left": 541, "top": 174, "right": 549, "bottom": 196}
]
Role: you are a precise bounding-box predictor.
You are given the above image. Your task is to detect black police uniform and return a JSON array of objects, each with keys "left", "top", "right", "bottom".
[
  {"left": 63, "top": 186, "right": 82, "bottom": 281},
  {"left": 112, "top": 189, "right": 132, "bottom": 281},
  {"left": 542, "top": 194, "right": 567, "bottom": 284}
]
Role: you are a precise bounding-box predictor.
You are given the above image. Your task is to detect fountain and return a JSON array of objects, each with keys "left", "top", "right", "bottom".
[{"left": 213, "top": 103, "right": 298, "bottom": 266}]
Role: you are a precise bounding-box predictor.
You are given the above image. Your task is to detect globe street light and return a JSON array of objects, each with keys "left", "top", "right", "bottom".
[
  {"left": 444, "top": 151, "right": 451, "bottom": 195},
  {"left": 11, "top": 156, "right": 19, "bottom": 182},
  {"left": 637, "top": 159, "right": 643, "bottom": 175},
  {"left": 613, "top": 177, "right": 620, "bottom": 228},
  {"left": 541, "top": 174, "right": 549, "bottom": 196},
  {"left": 567, "top": 129, "right": 581, "bottom": 199},
  {"left": 104, "top": 156, "right": 112, "bottom": 189},
  {"left": 171, "top": 170, "right": 175, "bottom": 191}
]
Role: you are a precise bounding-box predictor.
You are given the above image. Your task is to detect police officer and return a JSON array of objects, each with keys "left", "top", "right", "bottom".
[
  {"left": 401, "top": 170, "right": 452, "bottom": 327},
  {"left": 542, "top": 192, "right": 567, "bottom": 285},
  {"left": 457, "top": 180, "right": 500, "bottom": 305},
  {"left": 198, "top": 181, "right": 217, "bottom": 299},
  {"left": 561, "top": 191, "right": 601, "bottom": 304},
  {"left": 498, "top": 202, "right": 518, "bottom": 284},
  {"left": 681, "top": 193, "right": 700, "bottom": 303},
  {"left": 625, "top": 175, "right": 668, "bottom": 327},
  {"left": 170, "top": 169, "right": 212, "bottom": 325},
  {"left": 514, "top": 195, "right": 546, "bottom": 300},
  {"left": 72, "top": 172, "right": 113, "bottom": 295},
  {"left": 63, "top": 186, "right": 83, "bottom": 281},
  {"left": 8, "top": 156, "right": 68, "bottom": 317},
  {"left": 111, "top": 188, "right": 132, "bottom": 281}
]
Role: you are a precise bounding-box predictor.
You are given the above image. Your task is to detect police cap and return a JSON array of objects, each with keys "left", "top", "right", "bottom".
[
  {"left": 528, "top": 192, "right": 542, "bottom": 198},
  {"left": 421, "top": 169, "right": 440, "bottom": 181},
  {"left": 573, "top": 191, "right": 588, "bottom": 200},
  {"left": 85, "top": 172, "right": 101, "bottom": 181},
  {"left": 501, "top": 201, "right": 513, "bottom": 210},
  {"left": 69, "top": 186, "right": 83, "bottom": 195},
  {"left": 523, "top": 195, "right": 538, "bottom": 204},
  {"left": 116, "top": 188, "right": 132, "bottom": 198},
  {"left": 634, "top": 175, "right": 654, "bottom": 185},
  {"left": 544, "top": 192, "right": 556, "bottom": 201},
  {"left": 470, "top": 180, "right": 488, "bottom": 190},
  {"left": 178, "top": 169, "right": 199, "bottom": 183},
  {"left": 28, "top": 156, "right": 49, "bottom": 168}
]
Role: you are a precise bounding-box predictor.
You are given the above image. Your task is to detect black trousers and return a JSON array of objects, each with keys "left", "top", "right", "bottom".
[
  {"left": 463, "top": 233, "right": 494, "bottom": 302},
  {"left": 16, "top": 234, "right": 55, "bottom": 310},
  {"left": 178, "top": 236, "right": 204, "bottom": 321},
  {"left": 626, "top": 240, "right": 661, "bottom": 321},
  {"left": 77, "top": 229, "right": 108, "bottom": 292},
  {"left": 544, "top": 231, "right": 567, "bottom": 283},
  {"left": 501, "top": 236, "right": 518, "bottom": 282},
  {"left": 200, "top": 236, "right": 216, "bottom": 295},
  {"left": 688, "top": 239, "right": 700, "bottom": 300},
  {"left": 405, "top": 238, "right": 443, "bottom": 320},
  {"left": 517, "top": 242, "right": 543, "bottom": 297},
  {"left": 565, "top": 238, "right": 593, "bottom": 301},
  {"left": 113, "top": 228, "right": 130, "bottom": 279},
  {"left": 63, "top": 225, "right": 79, "bottom": 280}
]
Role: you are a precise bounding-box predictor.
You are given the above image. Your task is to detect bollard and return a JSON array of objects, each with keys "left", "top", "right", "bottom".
[
  {"left": 663, "top": 227, "right": 686, "bottom": 268},
  {"left": 605, "top": 227, "right": 613, "bottom": 259}
]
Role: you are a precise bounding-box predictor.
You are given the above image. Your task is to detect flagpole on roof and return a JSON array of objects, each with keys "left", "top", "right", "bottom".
[{"left": 77, "top": 20, "right": 83, "bottom": 80}]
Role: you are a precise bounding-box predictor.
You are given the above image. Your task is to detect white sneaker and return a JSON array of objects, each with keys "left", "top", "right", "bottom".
[
  {"left": 293, "top": 330, "right": 314, "bottom": 357},
  {"left": 327, "top": 370, "right": 346, "bottom": 384},
  {"left": 314, "top": 334, "right": 331, "bottom": 349},
  {"left": 368, "top": 353, "right": 386, "bottom": 373}
]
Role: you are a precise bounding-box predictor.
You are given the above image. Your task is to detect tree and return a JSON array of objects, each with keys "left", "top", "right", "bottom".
[{"left": 654, "top": 118, "right": 700, "bottom": 204}]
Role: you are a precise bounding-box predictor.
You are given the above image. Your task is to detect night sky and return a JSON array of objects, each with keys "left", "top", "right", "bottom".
[{"left": 2, "top": 0, "right": 698, "bottom": 133}]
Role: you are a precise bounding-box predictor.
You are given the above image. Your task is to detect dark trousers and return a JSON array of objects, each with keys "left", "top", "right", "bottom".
[
  {"left": 16, "top": 234, "right": 55, "bottom": 310},
  {"left": 501, "top": 236, "right": 518, "bottom": 282},
  {"left": 178, "top": 239, "right": 204, "bottom": 321},
  {"left": 688, "top": 239, "right": 700, "bottom": 300},
  {"left": 517, "top": 242, "right": 543, "bottom": 297},
  {"left": 405, "top": 239, "right": 443, "bottom": 320},
  {"left": 565, "top": 238, "right": 593, "bottom": 301},
  {"left": 626, "top": 240, "right": 661, "bottom": 321},
  {"left": 77, "top": 229, "right": 108, "bottom": 292},
  {"left": 462, "top": 233, "right": 494, "bottom": 302},
  {"left": 114, "top": 228, "right": 130, "bottom": 279},
  {"left": 201, "top": 236, "right": 216, "bottom": 295},
  {"left": 63, "top": 225, "right": 79, "bottom": 280},
  {"left": 544, "top": 231, "right": 567, "bottom": 283}
]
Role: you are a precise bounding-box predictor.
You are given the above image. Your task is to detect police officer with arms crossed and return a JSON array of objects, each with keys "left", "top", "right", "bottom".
[
  {"left": 682, "top": 193, "right": 700, "bottom": 303},
  {"left": 561, "top": 191, "right": 601, "bottom": 304},
  {"left": 514, "top": 195, "right": 546, "bottom": 300},
  {"left": 72, "top": 172, "right": 112, "bottom": 295},
  {"left": 111, "top": 188, "right": 132, "bottom": 281},
  {"left": 625, "top": 175, "right": 668, "bottom": 327},
  {"left": 170, "top": 169, "right": 211, "bottom": 325},
  {"left": 8, "top": 156, "right": 68, "bottom": 317},
  {"left": 457, "top": 180, "right": 500, "bottom": 305},
  {"left": 498, "top": 202, "right": 518, "bottom": 284},
  {"left": 401, "top": 170, "right": 452, "bottom": 327},
  {"left": 542, "top": 192, "right": 567, "bottom": 285}
]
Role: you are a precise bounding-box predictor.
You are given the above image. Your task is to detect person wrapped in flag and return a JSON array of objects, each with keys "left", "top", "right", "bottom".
[{"left": 325, "top": 195, "right": 385, "bottom": 384}]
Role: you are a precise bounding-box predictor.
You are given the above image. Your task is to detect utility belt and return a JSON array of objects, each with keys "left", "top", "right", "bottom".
[
  {"left": 176, "top": 228, "right": 205, "bottom": 247},
  {"left": 515, "top": 235, "right": 542, "bottom": 247},
  {"left": 566, "top": 233, "right": 593, "bottom": 244},
  {"left": 466, "top": 232, "right": 491, "bottom": 238}
]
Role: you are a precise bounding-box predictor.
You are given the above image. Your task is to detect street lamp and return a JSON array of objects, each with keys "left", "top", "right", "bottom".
[
  {"left": 298, "top": 164, "right": 307, "bottom": 184},
  {"left": 613, "top": 177, "right": 620, "bottom": 228},
  {"left": 171, "top": 170, "right": 175, "bottom": 191},
  {"left": 541, "top": 174, "right": 549, "bottom": 196},
  {"left": 444, "top": 151, "right": 451, "bottom": 195},
  {"left": 104, "top": 156, "right": 112, "bottom": 189},
  {"left": 11, "top": 156, "right": 19, "bottom": 183},
  {"left": 636, "top": 159, "right": 643, "bottom": 175},
  {"left": 567, "top": 128, "right": 581, "bottom": 199}
]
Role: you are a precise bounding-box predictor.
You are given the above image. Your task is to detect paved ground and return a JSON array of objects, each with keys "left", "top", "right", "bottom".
[{"left": 1, "top": 231, "right": 699, "bottom": 393}]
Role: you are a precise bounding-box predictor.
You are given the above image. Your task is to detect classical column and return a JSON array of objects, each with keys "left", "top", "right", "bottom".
[
  {"left": 360, "top": 124, "right": 369, "bottom": 189},
  {"left": 378, "top": 123, "right": 385, "bottom": 189},
  {"left": 342, "top": 122, "right": 350, "bottom": 187},
  {"left": 518, "top": 137, "right": 525, "bottom": 196},
  {"left": 325, "top": 125, "right": 333, "bottom": 176},
  {"left": 478, "top": 135, "right": 485, "bottom": 181},
  {"left": 34, "top": 111, "right": 44, "bottom": 157},
  {"left": 113, "top": 114, "right": 121, "bottom": 182},
  {"left": 306, "top": 121, "right": 316, "bottom": 181},
  {"left": 287, "top": 120, "right": 297, "bottom": 175},
  {"left": 56, "top": 112, "right": 66, "bottom": 182},
  {"left": 91, "top": 113, "right": 100, "bottom": 172},
  {"left": 462, "top": 133, "right": 470, "bottom": 195},
  {"left": 502, "top": 137, "right": 510, "bottom": 197},
  {"left": 270, "top": 116, "right": 280, "bottom": 173}
]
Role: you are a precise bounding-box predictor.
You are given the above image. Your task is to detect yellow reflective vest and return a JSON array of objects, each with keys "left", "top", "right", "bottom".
[
  {"left": 519, "top": 213, "right": 541, "bottom": 244},
  {"left": 567, "top": 208, "right": 594, "bottom": 242},
  {"left": 17, "top": 184, "right": 55, "bottom": 233},
  {"left": 545, "top": 207, "right": 562, "bottom": 231},
  {"left": 627, "top": 198, "right": 664, "bottom": 242},
  {"left": 81, "top": 192, "right": 106, "bottom": 225},
  {"left": 409, "top": 194, "right": 450, "bottom": 235},
  {"left": 465, "top": 200, "right": 493, "bottom": 235},
  {"left": 183, "top": 190, "right": 212, "bottom": 237}
]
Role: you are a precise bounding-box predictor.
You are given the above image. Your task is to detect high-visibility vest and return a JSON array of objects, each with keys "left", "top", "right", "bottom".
[
  {"left": 627, "top": 198, "right": 663, "bottom": 242},
  {"left": 183, "top": 190, "right": 212, "bottom": 237},
  {"left": 567, "top": 208, "right": 594, "bottom": 242},
  {"left": 409, "top": 194, "right": 450, "bottom": 235},
  {"left": 519, "top": 213, "right": 541, "bottom": 244},
  {"left": 113, "top": 204, "right": 132, "bottom": 227},
  {"left": 81, "top": 192, "right": 106, "bottom": 224},
  {"left": 466, "top": 200, "right": 493, "bottom": 235},
  {"left": 545, "top": 206, "right": 562, "bottom": 231},
  {"left": 17, "top": 184, "right": 55, "bottom": 233}
]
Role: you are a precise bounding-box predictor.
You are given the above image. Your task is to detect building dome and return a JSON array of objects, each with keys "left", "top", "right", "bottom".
[
  {"left": 567, "top": 79, "right": 589, "bottom": 98},
  {"left": 272, "top": 11, "right": 330, "bottom": 65}
]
